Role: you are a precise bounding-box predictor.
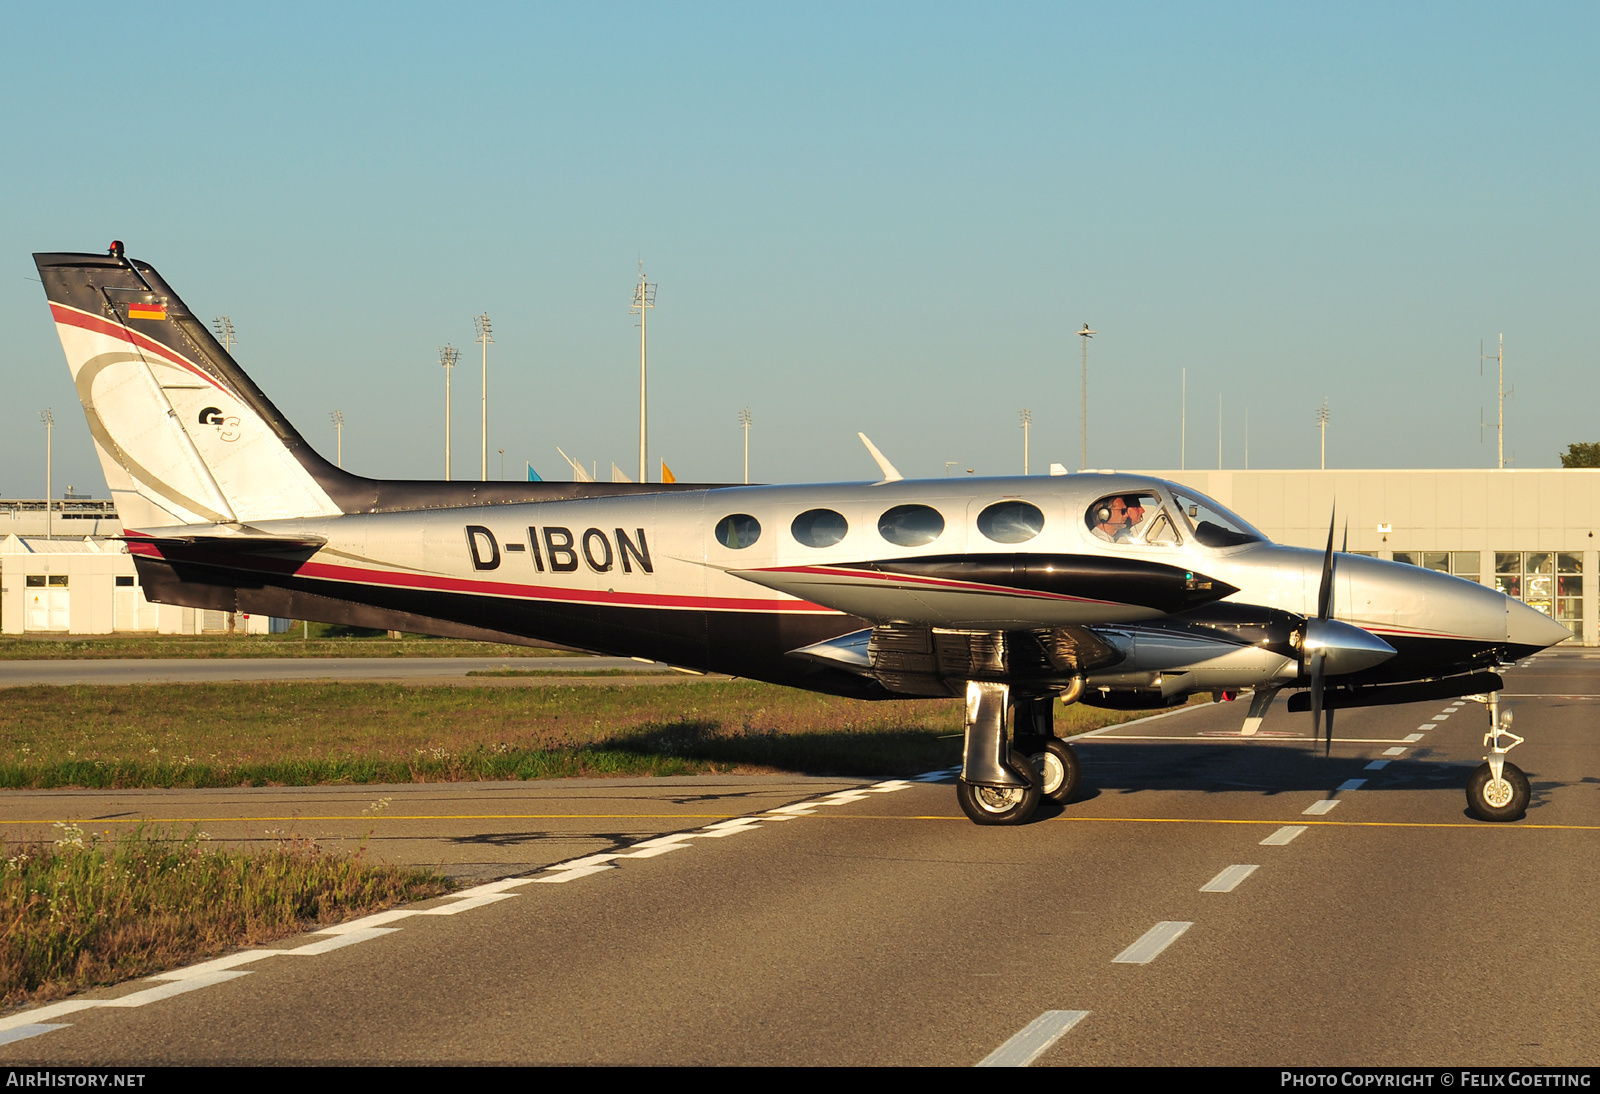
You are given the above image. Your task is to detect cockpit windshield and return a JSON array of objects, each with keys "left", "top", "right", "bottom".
[{"left": 1170, "top": 490, "right": 1265, "bottom": 548}]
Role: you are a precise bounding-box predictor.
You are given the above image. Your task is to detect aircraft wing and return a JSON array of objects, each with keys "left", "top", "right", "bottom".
[{"left": 730, "top": 553, "right": 1237, "bottom": 629}]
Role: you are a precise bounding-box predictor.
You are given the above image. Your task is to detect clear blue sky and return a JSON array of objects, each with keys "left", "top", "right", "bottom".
[{"left": 2, "top": 3, "right": 1596, "bottom": 496}]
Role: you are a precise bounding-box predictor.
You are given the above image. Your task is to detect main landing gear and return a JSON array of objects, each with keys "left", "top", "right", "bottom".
[
  {"left": 955, "top": 682, "right": 1080, "bottom": 826},
  {"left": 1466, "top": 693, "right": 1529, "bottom": 822}
]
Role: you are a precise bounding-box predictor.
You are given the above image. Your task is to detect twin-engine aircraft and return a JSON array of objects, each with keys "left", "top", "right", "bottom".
[{"left": 33, "top": 246, "right": 1571, "bottom": 826}]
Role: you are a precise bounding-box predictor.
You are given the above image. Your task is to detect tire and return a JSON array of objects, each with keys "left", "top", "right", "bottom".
[
  {"left": 956, "top": 775, "right": 1042, "bottom": 826},
  {"left": 1030, "top": 739, "right": 1082, "bottom": 803},
  {"left": 1466, "top": 761, "right": 1530, "bottom": 822}
]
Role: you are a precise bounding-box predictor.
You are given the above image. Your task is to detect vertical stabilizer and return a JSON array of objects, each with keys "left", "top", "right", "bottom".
[{"left": 34, "top": 248, "right": 344, "bottom": 530}]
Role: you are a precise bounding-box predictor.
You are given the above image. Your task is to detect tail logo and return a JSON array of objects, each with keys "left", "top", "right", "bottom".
[{"left": 197, "top": 406, "right": 242, "bottom": 443}]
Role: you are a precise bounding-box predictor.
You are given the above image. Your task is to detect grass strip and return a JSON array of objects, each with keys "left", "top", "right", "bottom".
[
  {"left": 0, "top": 628, "right": 576, "bottom": 660},
  {"left": 0, "top": 680, "right": 1191, "bottom": 788},
  {"left": 1, "top": 824, "right": 451, "bottom": 1007}
]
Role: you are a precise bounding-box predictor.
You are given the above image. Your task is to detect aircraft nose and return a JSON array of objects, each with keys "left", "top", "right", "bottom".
[{"left": 1506, "top": 598, "right": 1571, "bottom": 653}]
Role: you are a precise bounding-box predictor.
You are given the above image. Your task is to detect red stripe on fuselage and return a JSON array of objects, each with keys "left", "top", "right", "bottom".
[{"left": 126, "top": 535, "right": 835, "bottom": 614}]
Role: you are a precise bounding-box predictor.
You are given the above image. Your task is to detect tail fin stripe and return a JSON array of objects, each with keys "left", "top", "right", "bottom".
[{"left": 50, "top": 303, "right": 228, "bottom": 396}]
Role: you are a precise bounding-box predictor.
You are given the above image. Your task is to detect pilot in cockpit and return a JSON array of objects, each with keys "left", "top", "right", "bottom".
[{"left": 1093, "top": 496, "right": 1145, "bottom": 542}]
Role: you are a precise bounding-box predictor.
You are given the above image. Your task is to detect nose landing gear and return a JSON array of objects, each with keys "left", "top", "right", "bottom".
[{"left": 1466, "top": 693, "right": 1529, "bottom": 822}]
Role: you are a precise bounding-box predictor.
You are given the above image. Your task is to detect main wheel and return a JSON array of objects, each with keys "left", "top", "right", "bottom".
[
  {"left": 956, "top": 775, "right": 1042, "bottom": 826},
  {"left": 1030, "top": 739, "right": 1082, "bottom": 803},
  {"left": 1466, "top": 761, "right": 1530, "bottom": 822}
]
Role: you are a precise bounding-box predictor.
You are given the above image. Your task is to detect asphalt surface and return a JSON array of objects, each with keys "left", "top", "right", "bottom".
[
  {"left": 1, "top": 649, "right": 1597, "bottom": 1065},
  {"left": 0, "top": 656, "right": 677, "bottom": 686}
]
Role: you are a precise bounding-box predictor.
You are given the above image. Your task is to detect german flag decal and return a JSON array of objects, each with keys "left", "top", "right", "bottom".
[{"left": 128, "top": 302, "right": 167, "bottom": 321}]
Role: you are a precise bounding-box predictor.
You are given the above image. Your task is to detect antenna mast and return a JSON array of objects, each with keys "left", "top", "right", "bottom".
[{"left": 1316, "top": 397, "right": 1330, "bottom": 470}]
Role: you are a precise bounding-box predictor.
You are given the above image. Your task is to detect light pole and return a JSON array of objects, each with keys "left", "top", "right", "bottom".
[
  {"left": 439, "top": 344, "right": 459, "bottom": 480},
  {"left": 739, "top": 408, "right": 752, "bottom": 484},
  {"left": 1078, "top": 323, "right": 1096, "bottom": 469},
  {"left": 1316, "top": 398, "right": 1330, "bottom": 470},
  {"left": 474, "top": 314, "right": 493, "bottom": 482},
  {"left": 632, "top": 265, "right": 657, "bottom": 483},
  {"left": 1019, "top": 408, "right": 1032, "bottom": 475},
  {"left": 330, "top": 410, "right": 345, "bottom": 469},
  {"left": 40, "top": 409, "right": 53, "bottom": 540},
  {"left": 211, "top": 316, "right": 237, "bottom": 355}
]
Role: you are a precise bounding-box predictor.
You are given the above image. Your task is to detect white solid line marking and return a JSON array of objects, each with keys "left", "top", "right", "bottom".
[
  {"left": 1383, "top": 746, "right": 1407, "bottom": 756},
  {"left": 1336, "top": 778, "right": 1366, "bottom": 792},
  {"left": 1200, "top": 864, "right": 1260, "bottom": 892},
  {"left": 976, "top": 1010, "right": 1091, "bottom": 1067},
  {"left": 1303, "top": 799, "right": 1340, "bottom": 815},
  {"left": 1260, "top": 825, "right": 1306, "bottom": 845},
  {"left": 1364, "top": 759, "right": 1389, "bottom": 770},
  {"left": 1112, "top": 921, "right": 1193, "bottom": 964},
  {"left": 0, "top": 1023, "right": 70, "bottom": 1046},
  {"left": 1404, "top": 733, "right": 1425, "bottom": 742}
]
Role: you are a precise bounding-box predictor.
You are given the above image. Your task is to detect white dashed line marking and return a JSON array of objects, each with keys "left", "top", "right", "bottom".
[
  {"left": 1416, "top": 725, "right": 1435, "bottom": 733},
  {"left": 1303, "top": 800, "right": 1340, "bottom": 815},
  {"left": 1113, "top": 921, "right": 1193, "bottom": 964},
  {"left": 1404, "top": 733, "right": 1426, "bottom": 742},
  {"left": 1260, "top": 826, "right": 1306, "bottom": 845},
  {"left": 1336, "top": 778, "right": 1366, "bottom": 792},
  {"left": 1432, "top": 714, "right": 1450, "bottom": 721},
  {"left": 0, "top": 774, "right": 929, "bottom": 1045},
  {"left": 1383, "top": 746, "right": 1408, "bottom": 756},
  {"left": 1200, "top": 865, "right": 1260, "bottom": 893},
  {"left": 976, "top": 1010, "right": 1091, "bottom": 1067},
  {"left": 1365, "top": 760, "right": 1390, "bottom": 770}
]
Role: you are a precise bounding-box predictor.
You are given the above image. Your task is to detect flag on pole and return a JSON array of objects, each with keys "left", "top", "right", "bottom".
[
  {"left": 526, "top": 463, "right": 542, "bottom": 482},
  {"left": 660, "top": 460, "right": 677, "bottom": 484}
]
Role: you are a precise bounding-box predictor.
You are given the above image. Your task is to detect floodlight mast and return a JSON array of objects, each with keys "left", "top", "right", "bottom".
[
  {"left": 1481, "top": 335, "right": 1511, "bottom": 469},
  {"left": 474, "top": 314, "right": 493, "bottom": 482},
  {"left": 439, "top": 344, "right": 460, "bottom": 480},
  {"left": 211, "top": 316, "right": 237, "bottom": 354},
  {"left": 632, "top": 264, "right": 657, "bottom": 483},
  {"left": 330, "top": 410, "right": 345, "bottom": 469},
  {"left": 1078, "top": 324, "right": 1095, "bottom": 469},
  {"left": 40, "top": 409, "right": 54, "bottom": 540},
  {"left": 739, "top": 408, "right": 752, "bottom": 484},
  {"left": 1019, "top": 408, "right": 1032, "bottom": 475},
  {"left": 1316, "top": 397, "right": 1330, "bottom": 470}
]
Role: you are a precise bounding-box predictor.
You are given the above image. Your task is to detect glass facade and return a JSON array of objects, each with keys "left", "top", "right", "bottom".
[{"left": 1495, "top": 551, "right": 1582, "bottom": 634}]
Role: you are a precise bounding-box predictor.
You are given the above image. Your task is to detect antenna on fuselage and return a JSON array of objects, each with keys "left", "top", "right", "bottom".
[{"left": 857, "top": 433, "right": 904, "bottom": 484}]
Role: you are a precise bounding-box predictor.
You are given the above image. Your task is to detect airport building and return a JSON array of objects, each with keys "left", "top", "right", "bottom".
[{"left": 2, "top": 468, "right": 1595, "bottom": 644}]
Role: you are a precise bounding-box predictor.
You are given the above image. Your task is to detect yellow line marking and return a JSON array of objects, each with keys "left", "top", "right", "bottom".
[{"left": 0, "top": 813, "right": 743, "bottom": 825}]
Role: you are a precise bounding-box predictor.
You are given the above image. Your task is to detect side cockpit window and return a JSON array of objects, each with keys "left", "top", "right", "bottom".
[{"left": 1086, "top": 493, "right": 1172, "bottom": 545}]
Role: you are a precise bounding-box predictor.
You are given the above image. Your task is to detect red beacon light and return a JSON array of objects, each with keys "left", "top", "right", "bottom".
[{"left": 109, "top": 240, "right": 125, "bottom": 258}]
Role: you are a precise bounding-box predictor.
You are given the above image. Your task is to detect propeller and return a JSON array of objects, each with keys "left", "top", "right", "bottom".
[
  {"left": 1304, "top": 514, "right": 1393, "bottom": 755},
  {"left": 1308, "top": 511, "right": 1336, "bottom": 755}
]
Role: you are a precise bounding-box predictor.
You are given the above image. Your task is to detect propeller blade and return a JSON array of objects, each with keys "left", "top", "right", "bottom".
[
  {"left": 1325, "top": 703, "right": 1335, "bottom": 757},
  {"left": 1316, "top": 508, "right": 1337, "bottom": 620},
  {"left": 1308, "top": 648, "right": 1325, "bottom": 752}
]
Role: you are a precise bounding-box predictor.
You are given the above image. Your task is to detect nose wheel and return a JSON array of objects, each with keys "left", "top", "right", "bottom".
[{"left": 1466, "top": 692, "right": 1529, "bottom": 822}]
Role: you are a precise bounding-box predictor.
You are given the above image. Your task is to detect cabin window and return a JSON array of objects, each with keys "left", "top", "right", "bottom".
[
  {"left": 977, "top": 500, "right": 1044, "bottom": 544},
  {"left": 715, "top": 514, "right": 762, "bottom": 549},
  {"left": 792, "top": 508, "right": 849, "bottom": 548},
  {"left": 878, "top": 504, "right": 945, "bottom": 547}
]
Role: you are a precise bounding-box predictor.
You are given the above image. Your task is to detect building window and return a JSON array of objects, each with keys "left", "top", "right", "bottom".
[
  {"left": 25, "top": 575, "right": 44, "bottom": 587},
  {"left": 47, "top": 576, "right": 67, "bottom": 588},
  {"left": 116, "top": 576, "right": 136, "bottom": 587},
  {"left": 1394, "top": 551, "right": 1479, "bottom": 582},
  {"left": 1495, "top": 552, "right": 1581, "bottom": 632}
]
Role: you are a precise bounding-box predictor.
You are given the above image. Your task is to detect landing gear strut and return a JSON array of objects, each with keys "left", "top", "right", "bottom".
[
  {"left": 1466, "top": 693, "right": 1529, "bottom": 822},
  {"left": 956, "top": 681, "right": 1042, "bottom": 826},
  {"left": 955, "top": 684, "right": 1081, "bottom": 825}
]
